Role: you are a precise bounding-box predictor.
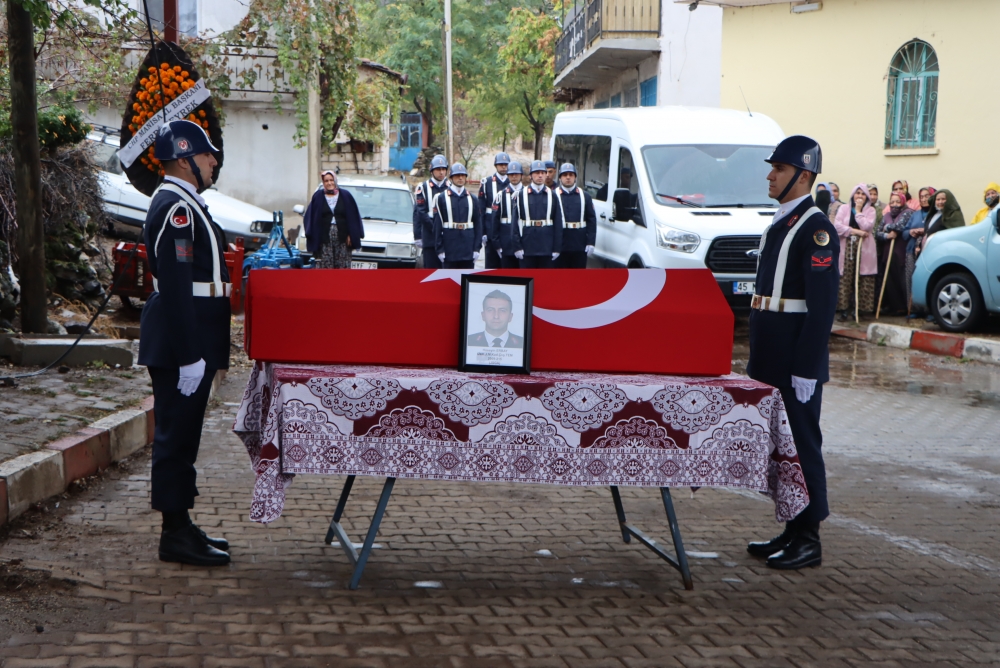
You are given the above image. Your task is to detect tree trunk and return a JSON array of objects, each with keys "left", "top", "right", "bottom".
[
  {"left": 533, "top": 123, "right": 543, "bottom": 160},
  {"left": 416, "top": 97, "right": 434, "bottom": 146},
  {"left": 7, "top": 0, "right": 47, "bottom": 334}
]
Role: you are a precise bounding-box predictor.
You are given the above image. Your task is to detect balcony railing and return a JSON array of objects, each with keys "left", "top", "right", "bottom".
[{"left": 555, "top": 0, "right": 660, "bottom": 76}]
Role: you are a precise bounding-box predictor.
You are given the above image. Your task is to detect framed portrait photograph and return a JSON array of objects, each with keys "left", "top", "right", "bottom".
[{"left": 459, "top": 274, "right": 533, "bottom": 374}]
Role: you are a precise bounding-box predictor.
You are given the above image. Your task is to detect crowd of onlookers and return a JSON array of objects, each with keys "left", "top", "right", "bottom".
[{"left": 813, "top": 180, "right": 998, "bottom": 321}]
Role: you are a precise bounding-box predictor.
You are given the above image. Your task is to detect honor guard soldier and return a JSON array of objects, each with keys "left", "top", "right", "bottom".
[
  {"left": 544, "top": 160, "right": 557, "bottom": 189},
  {"left": 491, "top": 160, "right": 524, "bottom": 268},
  {"left": 413, "top": 154, "right": 450, "bottom": 269},
  {"left": 554, "top": 163, "right": 596, "bottom": 268},
  {"left": 478, "top": 152, "right": 511, "bottom": 269},
  {"left": 512, "top": 160, "right": 563, "bottom": 268},
  {"left": 746, "top": 135, "right": 839, "bottom": 570},
  {"left": 139, "top": 120, "right": 232, "bottom": 567},
  {"left": 433, "top": 162, "right": 482, "bottom": 269}
]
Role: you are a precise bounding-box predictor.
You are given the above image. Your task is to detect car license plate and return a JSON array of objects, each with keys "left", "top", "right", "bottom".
[
  {"left": 733, "top": 281, "right": 755, "bottom": 295},
  {"left": 351, "top": 261, "right": 378, "bottom": 270}
]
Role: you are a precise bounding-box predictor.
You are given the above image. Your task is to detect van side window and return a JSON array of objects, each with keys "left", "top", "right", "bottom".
[
  {"left": 617, "top": 147, "right": 644, "bottom": 226},
  {"left": 554, "top": 134, "right": 611, "bottom": 201}
]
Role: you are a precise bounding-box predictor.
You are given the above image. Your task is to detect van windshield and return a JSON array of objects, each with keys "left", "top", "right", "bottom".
[{"left": 641, "top": 144, "right": 776, "bottom": 208}]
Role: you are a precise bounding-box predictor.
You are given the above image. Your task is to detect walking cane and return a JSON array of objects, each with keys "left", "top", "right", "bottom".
[
  {"left": 854, "top": 235, "right": 862, "bottom": 324},
  {"left": 876, "top": 236, "right": 895, "bottom": 319}
]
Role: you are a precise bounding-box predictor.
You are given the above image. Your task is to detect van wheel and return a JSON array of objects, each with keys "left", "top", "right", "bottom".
[
  {"left": 627, "top": 257, "right": 645, "bottom": 268},
  {"left": 930, "top": 272, "right": 983, "bottom": 333}
]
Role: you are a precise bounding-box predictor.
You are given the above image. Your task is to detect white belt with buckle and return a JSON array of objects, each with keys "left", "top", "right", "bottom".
[
  {"left": 442, "top": 223, "right": 472, "bottom": 230},
  {"left": 751, "top": 294, "right": 807, "bottom": 313},
  {"left": 153, "top": 277, "right": 232, "bottom": 298},
  {"left": 499, "top": 218, "right": 511, "bottom": 224},
  {"left": 525, "top": 220, "right": 552, "bottom": 227},
  {"left": 564, "top": 222, "right": 586, "bottom": 229}
]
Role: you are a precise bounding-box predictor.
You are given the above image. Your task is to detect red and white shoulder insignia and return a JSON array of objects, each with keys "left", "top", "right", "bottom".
[{"left": 169, "top": 205, "right": 191, "bottom": 228}]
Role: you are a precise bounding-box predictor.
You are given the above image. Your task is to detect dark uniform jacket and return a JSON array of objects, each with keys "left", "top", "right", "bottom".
[
  {"left": 511, "top": 185, "right": 564, "bottom": 257},
  {"left": 412, "top": 179, "right": 449, "bottom": 246},
  {"left": 555, "top": 186, "right": 597, "bottom": 251},
  {"left": 139, "top": 183, "right": 231, "bottom": 371},
  {"left": 747, "top": 196, "right": 839, "bottom": 387},
  {"left": 490, "top": 185, "right": 522, "bottom": 258},
  {"left": 467, "top": 331, "right": 524, "bottom": 348},
  {"left": 478, "top": 173, "right": 509, "bottom": 250},
  {"left": 433, "top": 188, "right": 483, "bottom": 262}
]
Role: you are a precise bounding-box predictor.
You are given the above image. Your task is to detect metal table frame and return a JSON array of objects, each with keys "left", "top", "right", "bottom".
[{"left": 324, "top": 475, "right": 693, "bottom": 590}]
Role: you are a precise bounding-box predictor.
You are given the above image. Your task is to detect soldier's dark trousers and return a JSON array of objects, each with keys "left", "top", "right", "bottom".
[
  {"left": 778, "top": 384, "right": 828, "bottom": 528},
  {"left": 421, "top": 248, "right": 442, "bottom": 269},
  {"left": 520, "top": 256, "right": 554, "bottom": 269},
  {"left": 558, "top": 251, "right": 588, "bottom": 268},
  {"left": 148, "top": 366, "right": 215, "bottom": 512},
  {"left": 500, "top": 255, "right": 520, "bottom": 269},
  {"left": 484, "top": 242, "right": 502, "bottom": 269},
  {"left": 444, "top": 260, "right": 474, "bottom": 269}
]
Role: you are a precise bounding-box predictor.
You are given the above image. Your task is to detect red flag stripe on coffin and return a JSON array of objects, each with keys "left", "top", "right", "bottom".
[{"left": 244, "top": 269, "right": 733, "bottom": 376}]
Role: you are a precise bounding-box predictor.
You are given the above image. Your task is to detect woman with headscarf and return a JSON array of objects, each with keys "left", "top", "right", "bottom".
[
  {"left": 920, "top": 189, "right": 965, "bottom": 244},
  {"left": 834, "top": 184, "right": 878, "bottom": 318},
  {"left": 302, "top": 170, "right": 365, "bottom": 269},
  {"left": 815, "top": 188, "right": 832, "bottom": 217},
  {"left": 875, "top": 192, "right": 912, "bottom": 315},
  {"left": 969, "top": 182, "right": 1000, "bottom": 225},
  {"left": 827, "top": 182, "right": 845, "bottom": 224},
  {"left": 904, "top": 187, "right": 935, "bottom": 317},
  {"left": 889, "top": 180, "right": 921, "bottom": 212}
]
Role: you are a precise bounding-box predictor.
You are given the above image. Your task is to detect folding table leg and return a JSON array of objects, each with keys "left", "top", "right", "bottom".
[
  {"left": 608, "top": 486, "right": 694, "bottom": 590},
  {"left": 349, "top": 477, "right": 396, "bottom": 590},
  {"left": 609, "top": 486, "right": 631, "bottom": 543},
  {"left": 660, "top": 487, "right": 693, "bottom": 590},
  {"left": 325, "top": 476, "right": 359, "bottom": 565}
]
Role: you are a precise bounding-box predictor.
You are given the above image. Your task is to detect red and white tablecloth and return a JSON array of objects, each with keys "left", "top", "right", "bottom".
[{"left": 234, "top": 363, "right": 809, "bottom": 524}]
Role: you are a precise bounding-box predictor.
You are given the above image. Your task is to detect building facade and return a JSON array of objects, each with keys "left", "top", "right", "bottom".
[
  {"left": 706, "top": 0, "right": 999, "bottom": 215},
  {"left": 554, "top": 0, "right": 722, "bottom": 110}
]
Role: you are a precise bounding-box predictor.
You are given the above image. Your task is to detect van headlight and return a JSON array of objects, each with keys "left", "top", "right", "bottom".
[
  {"left": 386, "top": 243, "right": 415, "bottom": 258},
  {"left": 655, "top": 221, "right": 700, "bottom": 253}
]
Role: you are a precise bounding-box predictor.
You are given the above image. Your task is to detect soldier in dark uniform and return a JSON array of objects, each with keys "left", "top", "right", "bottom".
[
  {"left": 413, "top": 154, "right": 450, "bottom": 269},
  {"left": 746, "top": 135, "right": 839, "bottom": 570},
  {"left": 139, "top": 120, "right": 232, "bottom": 566},
  {"left": 544, "top": 160, "right": 557, "bottom": 189},
  {"left": 433, "top": 163, "right": 482, "bottom": 269},
  {"left": 491, "top": 160, "right": 524, "bottom": 268},
  {"left": 554, "top": 163, "right": 596, "bottom": 268},
  {"left": 512, "top": 160, "right": 563, "bottom": 268},
  {"left": 478, "top": 152, "right": 511, "bottom": 269}
]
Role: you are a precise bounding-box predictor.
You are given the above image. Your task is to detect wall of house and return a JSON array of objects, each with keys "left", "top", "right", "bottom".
[
  {"left": 659, "top": 1, "right": 722, "bottom": 107},
  {"left": 719, "top": 0, "right": 1000, "bottom": 215}
]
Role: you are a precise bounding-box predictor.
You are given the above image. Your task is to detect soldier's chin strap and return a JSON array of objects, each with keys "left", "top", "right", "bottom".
[
  {"left": 186, "top": 156, "right": 206, "bottom": 192},
  {"left": 777, "top": 167, "right": 804, "bottom": 203}
]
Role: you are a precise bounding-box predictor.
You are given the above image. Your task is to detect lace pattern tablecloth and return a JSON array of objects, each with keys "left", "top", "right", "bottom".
[{"left": 234, "top": 363, "right": 809, "bottom": 524}]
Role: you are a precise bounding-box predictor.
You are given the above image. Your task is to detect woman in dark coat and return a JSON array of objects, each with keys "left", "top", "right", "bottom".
[
  {"left": 303, "top": 170, "right": 365, "bottom": 268},
  {"left": 875, "top": 192, "right": 912, "bottom": 315}
]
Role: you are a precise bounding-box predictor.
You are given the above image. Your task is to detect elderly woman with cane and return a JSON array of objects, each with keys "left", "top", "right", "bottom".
[
  {"left": 302, "top": 170, "right": 365, "bottom": 269},
  {"left": 834, "top": 184, "right": 877, "bottom": 321},
  {"left": 875, "top": 192, "right": 912, "bottom": 317}
]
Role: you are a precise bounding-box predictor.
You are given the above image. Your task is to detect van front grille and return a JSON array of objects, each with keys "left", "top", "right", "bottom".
[{"left": 705, "top": 236, "right": 761, "bottom": 274}]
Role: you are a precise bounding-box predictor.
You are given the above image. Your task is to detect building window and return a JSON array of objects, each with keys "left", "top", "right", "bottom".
[
  {"left": 640, "top": 76, "right": 657, "bottom": 107},
  {"left": 594, "top": 99, "right": 610, "bottom": 109},
  {"left": 885, "top": 39, "right": 939, "bottom": 149},
  {"left": 610, "top": 93, "right": 622, "bottom": 108}
]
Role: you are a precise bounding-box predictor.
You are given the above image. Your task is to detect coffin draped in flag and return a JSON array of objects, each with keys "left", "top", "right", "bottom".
[{"left": 244, "top": 269, "right": 733, "bottom": 375}]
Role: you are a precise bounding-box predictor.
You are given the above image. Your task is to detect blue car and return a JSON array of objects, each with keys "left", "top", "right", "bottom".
[{"left": 911, "top": 211, "right": 1000, "bottom": 332}]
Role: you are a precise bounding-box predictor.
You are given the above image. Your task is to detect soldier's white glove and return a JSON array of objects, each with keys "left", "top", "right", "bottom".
[
  {"left": 414, "top": 238, "right": 423, "bottom": 248},
  {"left": 483, "top": 235, "right": 488, "bottom": 246},
  {"left": 438, "top": 253, "right": 446, "bottom": 262},
  {"left": 497, "top": 249, "right": 502, "bottom": 257},
  {"left": 790, "top": 376, "right": 816, "bottom": 404},
  {"left": 473, "top": 252, "right": 480, "bottom": 260},
  {"left": 585, "top": 245, "right": 594, "bottom": 256},
  {"left": 552, "top": 252, "right": 560, "bottom": 260},
  {"left": 515, "top": 250, "right": 524, "bottom": 260},
  {"left": 178, "top": 358, "right": 206, "bottom": 397}
]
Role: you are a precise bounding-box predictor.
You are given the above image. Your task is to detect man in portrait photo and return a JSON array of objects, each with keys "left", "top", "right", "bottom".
[{"left": 467, "top": 289, "right": 524, "bottom": 348}]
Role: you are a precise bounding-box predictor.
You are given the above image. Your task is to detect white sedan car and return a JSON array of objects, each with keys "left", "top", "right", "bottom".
[{"left": 89, "top": 127, "right": 275, "bottom": 249}]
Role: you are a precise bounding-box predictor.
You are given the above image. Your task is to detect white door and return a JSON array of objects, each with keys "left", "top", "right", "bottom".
[{"left": 606, "top": 140, "right": 643, "bottom": 265}]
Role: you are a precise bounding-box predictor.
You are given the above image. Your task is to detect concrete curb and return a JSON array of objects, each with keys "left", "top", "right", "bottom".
[
  {"left": 832, "top": 324, "right": 1000, "bottom": 366},
  {"left": 0, "top": 370, "right": 225, "bottom": 527}
]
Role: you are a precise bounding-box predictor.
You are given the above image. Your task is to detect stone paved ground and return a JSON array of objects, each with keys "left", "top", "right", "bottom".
[{"left": 1, "top": 340, "right": 999, "bottom": 667}]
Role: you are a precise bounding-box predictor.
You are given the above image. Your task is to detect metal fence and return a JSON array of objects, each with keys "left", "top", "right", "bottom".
[{"left": 555, "top": 0, "right": 660, "bottom": 75}]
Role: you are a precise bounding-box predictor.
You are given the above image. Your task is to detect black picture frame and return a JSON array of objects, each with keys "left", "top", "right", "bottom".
[{"left": 459, "top": 274, "right": 533, "bottom": 374}]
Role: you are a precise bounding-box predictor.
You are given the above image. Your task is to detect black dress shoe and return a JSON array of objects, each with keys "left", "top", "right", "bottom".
[
  {"left": 747, "top": 524, "right": 794, "bottom": 558},
  {"left": 192, "top": 524, "right": 229, "bottom": 552},
  {"left": 159, "top": 524, "right": 231, "bottom": 566},
  {"left": 766, "top": 527, "right": 821, "bottom": 570}
]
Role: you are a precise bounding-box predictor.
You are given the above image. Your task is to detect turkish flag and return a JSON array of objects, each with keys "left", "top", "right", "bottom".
[{"left": 245, "top": 269, "right": 733, "bottom": 375}]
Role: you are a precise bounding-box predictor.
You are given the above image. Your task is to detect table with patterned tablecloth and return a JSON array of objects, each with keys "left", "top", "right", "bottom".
[{"left": 234, "top": 363, "right": 809, "bottom": 589}]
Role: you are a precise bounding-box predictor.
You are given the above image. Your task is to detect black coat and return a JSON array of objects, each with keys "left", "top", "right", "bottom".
[
  {"left": 303, "top": 188, "right": 364, "bottom": 255},
  {"left": 478, "top": 173, "right": 509, "bottom": 250},
  {"left": 747, "top": 196, "right": 840, "bottom": 387},
  {"left": 412, "top": 178, "right": 449, "bottom": 245},
  {"left": 433, "top": 189, "right": 483, "bottom": 261},
  {"left": 139, "top": 184, "right": 231, "bottom": 370},
  {"left": 555, "top": 186, "right": 597, "bottom": 251},
  {"left": 511, "top": 186, "right": 563, "bottom": 257}
]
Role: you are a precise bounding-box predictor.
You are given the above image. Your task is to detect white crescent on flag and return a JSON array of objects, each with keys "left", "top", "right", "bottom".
[{"left": 421, "top": 268, "right": 667, "bottom": 329}]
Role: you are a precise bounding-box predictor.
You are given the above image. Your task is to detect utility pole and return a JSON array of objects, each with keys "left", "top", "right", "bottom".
[
  {"left": 307, "top": 80, "right": 321, "bottom": 198},
  {"left": 7, "top": 0, "right": 47, "bottom": 333},
  {"left": 443, "top": 0, "right": 454, "bottom": 164}
]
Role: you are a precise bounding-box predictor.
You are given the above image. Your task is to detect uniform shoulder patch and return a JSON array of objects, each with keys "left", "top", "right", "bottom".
[
  {"left": 813, "top": 229, "right": 830, "bottom": 246},
  {"left": 811, "top": 249, "right": 833, "bottom": 271},
  {"left": 169, "top": 204, "right": 191, "bottom": 228},
  {"left": 174, "top": 238, "right": 193, "bottom": 263}
]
